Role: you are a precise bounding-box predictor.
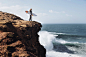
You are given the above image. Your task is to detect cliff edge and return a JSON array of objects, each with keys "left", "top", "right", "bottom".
[{"left": 0, "top": 11, "right": 46, "bottom": 57}]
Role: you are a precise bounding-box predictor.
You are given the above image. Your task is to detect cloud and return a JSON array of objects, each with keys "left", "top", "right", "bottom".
[
  {"left": 49, "top": 10, "right": 72, "bottom": 17},
  {"left": 0, "top": 5, "right": 23, "bottom": 10},
  {"left": 0, "top": 3, "right": 28, "bottom": 11},
  {"left": 0, "top": 3, "right": 1, "bottom": 5},
  {"left": 62, "top": 11, "right": 65, "bottom": 13},
  {"left": 49, "top": 10, "right": 59, "bottom": 13},
  {"left": 49, "top": 10, "right": 66, "bottom": 14},
  {"left": 37, "top": 13, "right": 47, "bottom": 16},
  {"left": 0, "top": 3, "right": 30, "bottom": 20},
  {"left": 66, "top": 14, "right": 72, "bottom": 17},
  {"left": 49, "top": 10, "right": 53, "bottom": 13}
]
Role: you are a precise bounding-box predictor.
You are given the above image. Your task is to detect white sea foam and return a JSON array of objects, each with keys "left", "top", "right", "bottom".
[
  {"left": 55, "top": 38, "right": 86, "bottom": 45},
  {"left": 48, "top": 32, "right": 85, "bottom": 44},
  {"left": 38, "top": 31, "right": 56, "bottom": 51},
  {"left": 55, "top": 38, "right": 79, "bottom": 44},
  {"left": 38, "top": 31, "right": 82, "bottom": 57},
  {"left": 49, "top": 32, "right": 65, "bottom": 35},
  {"left": 46, "top": 50, "right": 81, "bottom": 57}
]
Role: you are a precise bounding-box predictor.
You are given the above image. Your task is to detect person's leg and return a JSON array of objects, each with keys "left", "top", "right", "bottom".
[
  {"left": 31, "top": 15, "right": 32, "bottom": 21},
  {"left": 29, "top": 15, "right": 31, "bottom": 21}
]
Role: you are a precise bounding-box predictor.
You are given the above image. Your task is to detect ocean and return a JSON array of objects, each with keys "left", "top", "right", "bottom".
[{"left": 38, "top": 24, "right": 86, "bottom": 57}]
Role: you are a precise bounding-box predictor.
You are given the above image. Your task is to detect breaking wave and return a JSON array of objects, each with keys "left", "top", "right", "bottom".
[{"left": 38, "top": 31, "right": 84, "bottom": 57}]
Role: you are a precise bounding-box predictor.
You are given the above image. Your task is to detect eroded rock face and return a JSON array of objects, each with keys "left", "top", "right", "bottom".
[{"left": 0, "top": 11, "right": 46, "bottom": 57}]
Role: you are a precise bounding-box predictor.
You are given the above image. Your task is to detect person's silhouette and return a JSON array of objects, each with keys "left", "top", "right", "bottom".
[{"left": 29, "top": 9, "right": 32, "bottom": 21}]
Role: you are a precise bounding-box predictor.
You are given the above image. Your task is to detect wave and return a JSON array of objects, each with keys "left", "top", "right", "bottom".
[
  {"left": 38, "top": 31, "right": 55, "bottom": 51},
  {"left": 49, "top": 32, "right": 65, "bottom": 35},
  {"left": 51, "top": 32, "right": 86, "bottom": 44},
  {"left": 63, "top": 43, "right": 80, "bottom": 47},
  {"left": 54, "top": 33, "right": 86, "bottom": 39},
  {"left": 46, "top": 50, "right": 81, "bottom": 57},
  {"left": 38, "top": 31, "right": 84, "bottom": 57},
  {"left": 54, "top": 38, "right": 86, "bottom": 45}
]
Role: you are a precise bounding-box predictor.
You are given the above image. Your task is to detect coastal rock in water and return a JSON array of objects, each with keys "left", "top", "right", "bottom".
[{"left": 0, "top": 11, "right": 46, "bottom": 57}]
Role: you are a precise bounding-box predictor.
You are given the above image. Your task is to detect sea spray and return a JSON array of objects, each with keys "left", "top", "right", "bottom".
[
  {"left": 38, "top": 31, "right": 56, "bottom": 51},
  {"left": 38, "top": 31, "right": 81, "bottom": 57}
]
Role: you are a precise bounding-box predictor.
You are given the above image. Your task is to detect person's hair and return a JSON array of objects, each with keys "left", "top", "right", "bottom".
[{"left": 29, "top": 8, "right": 32, "bottom": 11}]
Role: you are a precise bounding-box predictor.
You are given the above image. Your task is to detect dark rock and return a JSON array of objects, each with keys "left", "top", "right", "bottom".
[{"left": 0, "top": 11, "right": 46, "bottom": 57}]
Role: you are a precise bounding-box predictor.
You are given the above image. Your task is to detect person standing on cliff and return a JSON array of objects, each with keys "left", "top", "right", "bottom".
[{"left": 29, "top": 8, "right": 32, "bottom": 21}]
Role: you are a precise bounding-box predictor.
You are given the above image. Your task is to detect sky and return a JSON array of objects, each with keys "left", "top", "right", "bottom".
[{"left": 0, "top": 0, "right": 86, "bottom": 24}]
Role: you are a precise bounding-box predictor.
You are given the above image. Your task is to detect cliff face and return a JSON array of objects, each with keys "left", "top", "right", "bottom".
[{"left": 0, "top": 11, "right": 46, "bottom": 57}]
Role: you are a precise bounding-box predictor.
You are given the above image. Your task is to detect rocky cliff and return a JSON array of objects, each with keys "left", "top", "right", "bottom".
[{"left": 0, "top": 11, "right": 46, "bottom": 57}]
